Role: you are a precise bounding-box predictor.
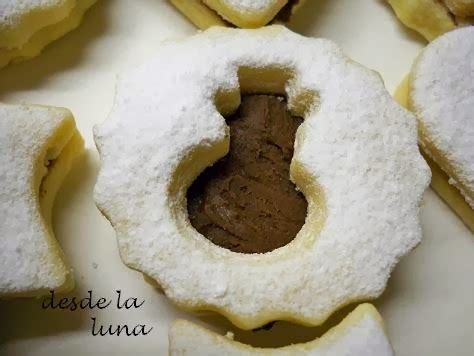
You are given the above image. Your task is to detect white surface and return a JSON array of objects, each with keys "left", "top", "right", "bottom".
[{"left": 0, "top": 0, "right": 472, "bottom": 355}]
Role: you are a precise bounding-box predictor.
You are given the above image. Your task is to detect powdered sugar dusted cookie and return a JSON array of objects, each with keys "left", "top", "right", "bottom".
[
  {"left": 0, "top": 0, "right": 98, "bottom": 69},
  {"left": 395, "top": 27, "right": 474, "bottom": 231},
  {"left": 0, "top": 103, "right": 84, "bottom": 297},
  {"left": 94, "top": 25, "right": 430, "bottom": 329},
  {"left": 169, "top": 304, "right": 394, "bottom": 356},
  {"left": 170, "top": 0, "right": 306, "bottom": 29},
  {"left": 387, "top": 0, "right": 474, "bottom": 41}
]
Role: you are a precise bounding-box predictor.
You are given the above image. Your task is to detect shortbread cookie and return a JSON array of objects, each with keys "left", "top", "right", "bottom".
[
  {"left": 169, "top": 304, "right": 394, "bottom": 356},
  {"left": 0, "top": 0, "right": 98, "bottom": 69},
  {"left": 444, "top": 0, "right": 474, "bottom": 17},
  {"left": 170, "top": 0, "right": 306, "bottom": 29},
  {"left": 394, "top": 27, "right": 474, "bottom": 231},
  {"left": 94, "top": 25, "right": 430, "bottom": 329},
  {"left": 0, "top": 103, "right": 84, "bottom": 297},
  {"left": 386, "top": 0, "right": 474, "bottom": 41}
]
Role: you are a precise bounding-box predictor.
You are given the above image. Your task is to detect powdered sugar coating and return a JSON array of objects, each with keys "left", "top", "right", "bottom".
[
  {"left": 215, "top": 0, "right": 280, "bottom": 12},
  {"left": 0, "top": 0, "right": 69, "bottom": 25},
  {"left": 0, "top": 0, "right": 65, "bottom": 20},
  {"left": 169, "top": 304, "right": 394, "bottom": 356},
  {"left": 410, "top": 26, "right": 474, "bottom": 208},
  {"left": 94, "top": 26, "right": 430, "bottom": 329},
  {"left": 0, "top": 104, "right": 73, "bottom": 295},
  {"left": 0, "top": 0, "right": 75, "bottom": 48}
]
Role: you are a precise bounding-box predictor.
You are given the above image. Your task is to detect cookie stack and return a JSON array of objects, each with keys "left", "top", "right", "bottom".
[{"left": 0, "top": 0, "right": 97, "bottom": 68}]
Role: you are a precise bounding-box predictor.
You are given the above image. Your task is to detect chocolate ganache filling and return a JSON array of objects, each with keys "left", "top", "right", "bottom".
[{"left": 187, "top": 95, "right": 307, "bottom": 253}]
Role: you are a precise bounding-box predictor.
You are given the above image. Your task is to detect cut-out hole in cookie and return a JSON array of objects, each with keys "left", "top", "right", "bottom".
[{"left": 187, "top": 66, "right": 322, "bottom": 254}]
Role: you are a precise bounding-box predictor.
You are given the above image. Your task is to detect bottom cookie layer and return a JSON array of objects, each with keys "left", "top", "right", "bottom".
[
  {"left": 35, "top": 130, "right": 85, "bottom": 296},
  {"left": 169, "top": 304, "right": 394, "bottom": 356},
  {"left": 387, "top": 0, "right": 474, "bottom": 41}
]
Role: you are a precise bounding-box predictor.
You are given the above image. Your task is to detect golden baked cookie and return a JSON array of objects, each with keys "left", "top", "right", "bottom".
[
  {"left": 94, "top": 25, "right": 430, "bottom": 330},
  {"left": 0, "top": 103, "right": 84, "bottom": 297},
  {"left": 395, "top": 27, "right": 474, "bottom": 231},
  {"left": 170, "top": 0, "right": 306, "bottom": 29},
  {"left": 444, "top": 0, "right": 474, "bottom": 17},
  {"left": 169, "top": 304, "right": 394, "bottom": 356},
  {"left": 386, "top": 0, "right": 474, "bottom": 40},
  {"left": 0, "top": 0, "right": 98, "bottom": 69}
]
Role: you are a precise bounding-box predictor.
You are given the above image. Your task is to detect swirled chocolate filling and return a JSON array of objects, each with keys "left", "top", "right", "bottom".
[{"left": 187, "top": 95, "right": 307, "bottom": 253}]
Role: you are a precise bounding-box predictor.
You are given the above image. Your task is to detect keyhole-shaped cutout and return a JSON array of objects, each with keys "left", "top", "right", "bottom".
[
  {"left": 187, "top": 94, "right": 307, "bottom": 253},
  {"left": 186, "top": 66, "right": 319, "bottom": 254}
]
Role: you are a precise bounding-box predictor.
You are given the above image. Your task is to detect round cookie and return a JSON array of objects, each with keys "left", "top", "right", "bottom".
[
  {"left": 94, "top": 25, "right": 430, "bottom": 329},
  {"left": 395, "top": 26, "right": 474, "bottom": 231},
  {"left": 0, "top": 103, "right": 84, "bottom": 297},
  {"left": 169, "top": 304, "right": 394, "bottom": 356},
  {"left": 0, "top": 0, "right": 98, "bottom": 69},
  {"left": 386, "top": 0, "right": 474, "bottom": 41}
]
